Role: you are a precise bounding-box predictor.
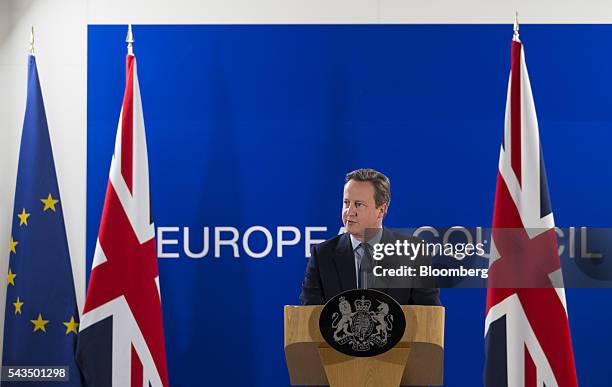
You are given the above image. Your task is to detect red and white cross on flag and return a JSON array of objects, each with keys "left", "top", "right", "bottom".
[
  {"left": 483, "top": 31, "right": 578, "bottom": 387},
  {"left": 76, "top": 52, "right": 169, "bottom": 387}
]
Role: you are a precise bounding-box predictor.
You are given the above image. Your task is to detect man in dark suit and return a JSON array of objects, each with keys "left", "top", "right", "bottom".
[{"left": 300, "top": 168, "right": 440, "bottom": 306}]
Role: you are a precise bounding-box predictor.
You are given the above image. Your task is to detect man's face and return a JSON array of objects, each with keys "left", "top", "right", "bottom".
[{"left": 342, "top": 180, "right": 386, "bottom": 240}]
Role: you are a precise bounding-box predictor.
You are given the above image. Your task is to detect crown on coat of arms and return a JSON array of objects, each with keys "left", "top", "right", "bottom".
[{"left": 355, "top": 296, "right": 371, "bottom": 312}]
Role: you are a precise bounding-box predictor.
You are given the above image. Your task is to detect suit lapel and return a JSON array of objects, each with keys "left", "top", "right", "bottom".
[
  {"left": 333, "top": 233, "right": 357, "bottom": 291},
  {"left": 375, "top": 228, "right": 392, "bottom": 293}
]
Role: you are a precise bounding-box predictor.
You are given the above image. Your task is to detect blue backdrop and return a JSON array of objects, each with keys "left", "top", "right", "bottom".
[{"left": 87, "top": 25, "right": 612, "bottom": 386}]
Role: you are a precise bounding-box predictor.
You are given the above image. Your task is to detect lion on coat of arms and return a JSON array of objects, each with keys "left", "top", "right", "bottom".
[{"left": 331, "top": 296, "right": 354, "bottom": 341}]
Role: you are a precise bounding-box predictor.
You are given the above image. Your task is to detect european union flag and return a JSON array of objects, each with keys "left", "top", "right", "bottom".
[{"left": 2, "top": 55, "right": 82, "bottom": 386}]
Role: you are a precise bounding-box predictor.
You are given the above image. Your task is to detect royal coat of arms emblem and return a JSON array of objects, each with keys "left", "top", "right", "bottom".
[{"left": 320, "top": 289, "right": 405, "bottom": 357}]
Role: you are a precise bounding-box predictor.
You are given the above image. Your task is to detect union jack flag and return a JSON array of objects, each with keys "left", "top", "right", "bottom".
[
  {"left": 483, "top": 35, "right": 579, "bottom": 386},
  {"left": 75, "top": 50, "right": 169, "bottom": 386}
]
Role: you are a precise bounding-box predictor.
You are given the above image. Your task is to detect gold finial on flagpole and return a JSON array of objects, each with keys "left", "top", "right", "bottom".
[
  {"left": 513, "top": 11, "right": 520, "bottom": 42},
  {"left": 126, "top": 24, "right": 134, "bottom": 55},
  {"left": 29, "top": 26, "right": 35, "bottom": 55}
]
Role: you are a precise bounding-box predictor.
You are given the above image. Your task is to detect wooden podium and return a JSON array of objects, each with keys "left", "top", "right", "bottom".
[{"left": 284, "top": 305, "right": 444, "bottom": 387}]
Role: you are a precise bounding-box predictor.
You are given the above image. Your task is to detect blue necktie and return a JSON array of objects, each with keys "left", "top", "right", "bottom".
[{"left": 358, "top": 242, "right": 374, "bottom": 289}]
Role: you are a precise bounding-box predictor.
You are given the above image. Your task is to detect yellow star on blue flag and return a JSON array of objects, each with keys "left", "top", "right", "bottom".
[{"left": 1, "top": 54, "right": 82, "bottom": 386}]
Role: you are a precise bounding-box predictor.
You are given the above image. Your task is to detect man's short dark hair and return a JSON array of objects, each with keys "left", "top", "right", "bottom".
[{"left": 345, "top": 168, "right": 391, "bottom": 209}]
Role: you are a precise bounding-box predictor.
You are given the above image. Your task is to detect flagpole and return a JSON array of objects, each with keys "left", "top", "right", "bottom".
[
  {"left": 126, "top": 24, "right": 134, "bottom": 56},
  {"left": 513, "top": 11, "right": 520, "bottom": 42},
  {"left": 29, "top": 26, "right": 35, "bottom": 55}
]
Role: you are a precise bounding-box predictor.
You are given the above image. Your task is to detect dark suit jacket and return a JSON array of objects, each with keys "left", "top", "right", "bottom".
[{"left": 300, "top": 228, "right": 441, "bottom": 306}]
